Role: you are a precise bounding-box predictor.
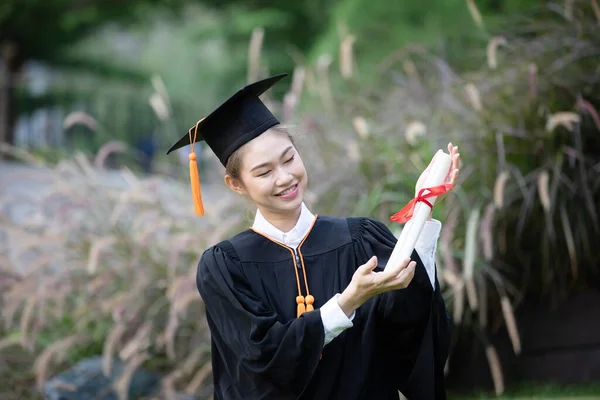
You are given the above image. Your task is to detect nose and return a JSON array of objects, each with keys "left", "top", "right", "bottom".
[{"left": 275, "top": 167, "right": 293, "bottom": 187}]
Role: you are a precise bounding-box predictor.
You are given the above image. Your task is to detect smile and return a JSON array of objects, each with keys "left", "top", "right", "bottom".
[{"left": 275, "top": 184, "right": 298, "bottom": 197}]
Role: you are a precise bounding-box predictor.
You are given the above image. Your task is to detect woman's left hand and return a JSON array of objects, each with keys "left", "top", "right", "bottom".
[{"left": 414, "top": 142, "right": 460, "bottom": 203}]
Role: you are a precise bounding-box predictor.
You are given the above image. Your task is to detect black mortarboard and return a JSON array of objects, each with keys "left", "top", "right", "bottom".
[
  {"left": 166, "top": 73, "right": 288, "bottom": 216},
  {"left": 166, "top": 73, "right": 288, "bottom": 166}
]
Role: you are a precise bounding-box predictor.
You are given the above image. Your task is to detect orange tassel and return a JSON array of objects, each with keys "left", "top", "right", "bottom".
[
  {"left": 305, "top": 295, "right": 314, "bottom": 312},
  {"left": 189, "top": 152, "right": 204, "bottom": 216},
  {"left": 296, "top": 295, "right": 306, "bottom": 317},
  {"left": 188, "top": 119, "right": 205, "bottom": 216}
]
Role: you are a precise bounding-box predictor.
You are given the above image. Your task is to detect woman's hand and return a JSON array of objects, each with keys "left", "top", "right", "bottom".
[
  {"left": 415, "top": 142, "right": 460, "bottom": 199},
  {"left": 337, "top": 256, "right": 415, "bottom": 318},
  {"left": 413, "top": 143, "right": 460, "bottom": 219}
]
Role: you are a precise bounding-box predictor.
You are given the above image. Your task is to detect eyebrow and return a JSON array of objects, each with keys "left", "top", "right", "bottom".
[{"left": 250, "top": 146, "right": 294, "bottom": 172}]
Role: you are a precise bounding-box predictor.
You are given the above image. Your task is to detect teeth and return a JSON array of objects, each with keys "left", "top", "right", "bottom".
[{"left": 278, "top": 185, "right": 296, "bottom": 196}]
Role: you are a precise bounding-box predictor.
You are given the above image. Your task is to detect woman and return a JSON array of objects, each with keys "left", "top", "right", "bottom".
[{"left": 167, "top": 73, "right": 460, "bottom": 400}]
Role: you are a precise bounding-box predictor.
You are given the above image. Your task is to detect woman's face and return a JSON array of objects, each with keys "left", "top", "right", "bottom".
[{"left": 229, "top": 128, "right": 308, "bottom": 217}]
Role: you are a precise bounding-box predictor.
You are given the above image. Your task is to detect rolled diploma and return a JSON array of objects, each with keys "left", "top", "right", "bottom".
[{"left": 386, "top": 150, "right": 452, "bottom": 271}]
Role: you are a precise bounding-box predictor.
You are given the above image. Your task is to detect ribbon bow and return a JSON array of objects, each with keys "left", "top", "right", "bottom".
[{"left": 390, "top": 184, "right": 453, "bottom": 224}]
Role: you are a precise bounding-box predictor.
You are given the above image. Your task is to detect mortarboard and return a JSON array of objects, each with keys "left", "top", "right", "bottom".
[{"left": 166, "top": 73, "right": 289, "bottom": 216}]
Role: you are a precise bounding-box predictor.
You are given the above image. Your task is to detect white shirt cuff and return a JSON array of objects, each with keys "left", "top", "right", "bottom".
[
  {"left": 405, "top": 219, "right": 442, "bottom": 288},
  {"left": 320, "top": 294, "right": 354, "bottom": 346}
]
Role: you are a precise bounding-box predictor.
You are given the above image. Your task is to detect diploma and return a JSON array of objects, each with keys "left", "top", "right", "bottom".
[{"left": 387, "top": 150, "right": 452, "bottom": 271}]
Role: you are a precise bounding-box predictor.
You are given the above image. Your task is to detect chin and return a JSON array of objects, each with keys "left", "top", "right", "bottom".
[
  {"left": 268, "top": 191, "right": 304, "bottom": 214},
  {"left": 277, "top": 195, "right": 304, "bottom": 210}
]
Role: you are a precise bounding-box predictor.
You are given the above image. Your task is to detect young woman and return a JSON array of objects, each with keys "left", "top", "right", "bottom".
[{"left": 167, "top": 73, "right": 460, "bottom": 400}]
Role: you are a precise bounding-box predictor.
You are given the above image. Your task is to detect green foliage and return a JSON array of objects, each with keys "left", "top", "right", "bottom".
[
  {"left": 9, "top": 0, "right": 546, "bottom": 152},
  {"left": 0, "top": 0, "right": 183, "bottom": 67},
  {"left": 308, "top": 0, "right": 542, "bottom": 83},
  {"left": 452, "top": 381, "right": 600, "bottom": 399}
]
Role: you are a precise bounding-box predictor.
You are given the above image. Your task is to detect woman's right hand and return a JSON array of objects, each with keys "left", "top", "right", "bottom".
[{"left": 337, "top": 256, "right": 416, "bottom": 318}]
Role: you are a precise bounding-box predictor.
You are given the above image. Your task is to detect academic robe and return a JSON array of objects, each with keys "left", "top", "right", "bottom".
[{"left": 196, "top": 215, "right": 451, "bottom": 400}]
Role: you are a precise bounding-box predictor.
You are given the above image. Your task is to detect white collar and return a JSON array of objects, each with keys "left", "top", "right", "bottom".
[{"left": 252, "top": 203, "right": 316, "bottom": 249}]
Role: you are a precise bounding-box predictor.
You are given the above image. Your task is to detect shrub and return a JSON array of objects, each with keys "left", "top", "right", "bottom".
[{"left": 0, "top": 138, "right": 245, "bottom": 399}]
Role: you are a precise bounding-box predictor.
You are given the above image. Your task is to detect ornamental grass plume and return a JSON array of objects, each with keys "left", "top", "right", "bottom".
[{"left": 0, "top": 140, "right": 243, "bottom": 398}]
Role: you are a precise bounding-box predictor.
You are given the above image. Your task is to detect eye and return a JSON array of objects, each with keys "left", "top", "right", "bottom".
[
  {"left": 284, "top": 155, "right": 295, "bottom": 164},
  {"left": 257, "top": 170, "right": 271, "bottom": 177}
]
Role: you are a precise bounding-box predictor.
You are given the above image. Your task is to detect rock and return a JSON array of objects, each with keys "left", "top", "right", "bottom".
[{"left": 43, "top": 356, "right": 160, "bottom": 400}]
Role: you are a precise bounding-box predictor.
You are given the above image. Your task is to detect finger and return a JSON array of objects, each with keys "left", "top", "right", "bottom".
[
  {"left": 451, "top": 169, "right": 459, "bottom": 185},
  {"left": 398, "top": 261, "right": 416, "bottom": 282},
  {"left": 395, "top": 261, "right": 417, "bottom": 286},
  {"left": 397, "top": 261, "right": 416, "bottom": 282},
  {"left": 386, "top": 261, "right": 416, "bottom": 289},
  {"left": 357, "top": 256, "right": 378, "bottom": 276},
  {"left": 378, "top": 257, "right": 411, "bottom": 281},
  {"left": 452, "top": 155, "right": 460, "bottom": 173},
  {"left": 446, "top": 161, "right": 457, "bottom": 182}
]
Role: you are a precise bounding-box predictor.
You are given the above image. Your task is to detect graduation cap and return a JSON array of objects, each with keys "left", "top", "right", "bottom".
[{"left": 166, "top": 73, "right": 289, "bottom": 216}]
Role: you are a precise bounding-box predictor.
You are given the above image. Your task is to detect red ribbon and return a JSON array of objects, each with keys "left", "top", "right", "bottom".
[{"left": 390, "top": 184, "right": 453, "bottom": 224}]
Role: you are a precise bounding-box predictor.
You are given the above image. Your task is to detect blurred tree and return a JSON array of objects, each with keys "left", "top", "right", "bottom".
[
  {"left": 195, "top": 0, "right": 330, "bottom": 54},
  {"left": 0, "top": 0, "right": 183, "bottom": 155},
  {"left": 308, "top": 0, "right": 542, "bottom": 88},
  {"left": 186, "top": 0, "right": 333, "bottom": 96}
]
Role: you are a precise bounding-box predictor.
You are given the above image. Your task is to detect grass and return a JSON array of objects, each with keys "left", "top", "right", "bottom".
[{"left": 450, "top": 382, "right": 600, "bottom": 399}]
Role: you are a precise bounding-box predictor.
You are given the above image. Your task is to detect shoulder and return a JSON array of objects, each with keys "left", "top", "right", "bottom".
[
  {"left": 198, "top": 241, "right": 235, "bottom": 274},
  {"left": 343, "top": 216, "right": 395, "bottom": 238},
  {"left": 198, "top": 231, "right": 251, "bottom": 274},
  {"left": 196, "top": 237, "right": 249, "bottom": 294},
  {"left": 299, "top": 215, "right": 353, "bottom": 254},
  {"left": 309, "top": 215, "right": 395, "bottom": 243},
  {"left": 312, "top": 214, "right": 351, "bottom": 234},
  {"left": 205, "top": 229, "right": 292, "bottom": 264}
]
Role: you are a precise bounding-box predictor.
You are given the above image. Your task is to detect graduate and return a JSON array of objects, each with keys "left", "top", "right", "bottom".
[{"left": 166, "top": 73, "right": 460, "bottom": 400}]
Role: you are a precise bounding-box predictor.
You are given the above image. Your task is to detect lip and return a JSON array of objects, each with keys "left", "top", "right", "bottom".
[{"left": 275, "top": 184, "right": 299, "bottom": 199}]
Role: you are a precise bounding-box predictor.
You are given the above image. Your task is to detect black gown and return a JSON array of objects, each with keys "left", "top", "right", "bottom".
[{"left": 196, "top": 215, "right": 451, "bottom": 400}]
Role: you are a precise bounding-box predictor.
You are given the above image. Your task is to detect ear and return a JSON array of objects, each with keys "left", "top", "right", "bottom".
[{"left": 224, "top": 174, "right": 247, "bottom": 196}]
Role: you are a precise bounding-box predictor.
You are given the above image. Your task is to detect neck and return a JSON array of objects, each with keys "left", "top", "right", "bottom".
[{"left": 259, "top": 205, "right": 302, "bottom": 233}]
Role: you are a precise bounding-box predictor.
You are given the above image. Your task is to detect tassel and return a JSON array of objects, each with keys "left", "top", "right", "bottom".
[
  {"left": 188, "top": 118, "right": 205, "bottom": 216},
  {"left": 189, "top": 152, "right": 204, "bottom": 216},
  {"left": 305, "top": 295, "right": 314, "bottom": 312},
  {"left": 296, "top": 296, "right": 306, "bottom": 317}
]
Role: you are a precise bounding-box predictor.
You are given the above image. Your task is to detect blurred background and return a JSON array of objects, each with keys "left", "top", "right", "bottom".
[{"left": 1, "top": 0, "right": 599, "bottom": 399}]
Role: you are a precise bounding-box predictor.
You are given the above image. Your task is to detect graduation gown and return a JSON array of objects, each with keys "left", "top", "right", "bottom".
[{"left": 196, "top": 215, "right": 451, "bottom": 400}]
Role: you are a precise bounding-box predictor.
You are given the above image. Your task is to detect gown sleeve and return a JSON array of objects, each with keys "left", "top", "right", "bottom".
[
  {"left": 351, "top": 217, "right": 452, "bottom": 397},
  {"left": 196, "top": 243, "right": 325, "bottom": 397}
]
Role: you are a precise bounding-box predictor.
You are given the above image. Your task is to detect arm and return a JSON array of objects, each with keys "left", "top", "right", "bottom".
[
  {"left": 196, "top": 245, "right": 324, "bottom": 396},
  {"left": 320, "top": 294, "right": 354, "bottom": 347},
  {"left": 410, "top": 219, "right": 442, "bottom": 289},
  {"left": 341, "top": 217, "right": 436, "bottom": 323},
  {"left": 319, "top": 217, "right": 442, "bottom": 346}
]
